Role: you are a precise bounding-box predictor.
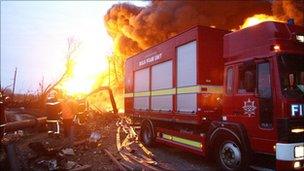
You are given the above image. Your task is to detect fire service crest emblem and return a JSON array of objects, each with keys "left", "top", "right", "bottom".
[{"left": 242, "top": 98, "right": 256, "bottom": 116}]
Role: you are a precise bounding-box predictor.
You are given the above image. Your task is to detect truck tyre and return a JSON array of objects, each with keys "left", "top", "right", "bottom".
[
  {"left": 140, "top": 121, "right": 155, "bottom": 147},
  {"left": 215, "top": 134, "right": 248, "bottom": 171}
]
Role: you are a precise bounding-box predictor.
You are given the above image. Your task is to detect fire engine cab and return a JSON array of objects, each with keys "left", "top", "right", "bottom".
[{"left": 124, "top": 21, "right": 304, "bottom": 170}]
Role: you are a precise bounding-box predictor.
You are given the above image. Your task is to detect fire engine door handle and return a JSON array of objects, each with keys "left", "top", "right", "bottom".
[{"left": 233, "top": 110, "right": 241, "bottom": 115}]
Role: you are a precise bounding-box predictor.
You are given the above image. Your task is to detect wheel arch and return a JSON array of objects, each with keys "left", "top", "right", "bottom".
[
  {"left": 141, "top": 119, "right": 156, "bottom": 138},
  {"left": 206, "top": 121, "right": 251, "bottom": 157}
]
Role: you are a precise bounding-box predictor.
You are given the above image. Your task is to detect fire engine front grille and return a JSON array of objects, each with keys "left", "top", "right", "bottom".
[{"left": 277, "top": 118, "right": 304, "bottom": 143}]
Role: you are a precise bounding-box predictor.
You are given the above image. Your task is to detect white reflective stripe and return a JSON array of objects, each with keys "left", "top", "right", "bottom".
[
  {"left": 276, "top": 143, "right": 304, "bottom": 161},
  {"left": 47, "top": 120, "right": 59, "bottom": 123}
]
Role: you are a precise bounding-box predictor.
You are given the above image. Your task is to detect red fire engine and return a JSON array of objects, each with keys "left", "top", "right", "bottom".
[{"left": 124, "top": 21, "right": 304, "bottom": 170}]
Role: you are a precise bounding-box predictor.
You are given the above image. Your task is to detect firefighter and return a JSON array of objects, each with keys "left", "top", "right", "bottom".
[
  {"left": 0, "top": 92, "right": 6, "bottom": 140},
  {"left": 298, "top": 71, "right": 304, "bottom": 92},
  {"left": 61, "top": 97, "right": 78, "bottom": 142}
]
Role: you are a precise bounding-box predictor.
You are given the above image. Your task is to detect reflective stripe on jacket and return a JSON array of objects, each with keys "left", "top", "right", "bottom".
[{"left": 61, "top": 99, "right": 78, "bottom": 119}]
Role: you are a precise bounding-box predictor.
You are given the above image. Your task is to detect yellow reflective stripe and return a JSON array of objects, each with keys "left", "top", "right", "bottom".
[
  {"left": 124, "top": 93, "right": 133, "bottom": 98},
  {"left": 204, "top": 85, "right": 222, "bottom": 94},
  {"left": 151, "top": 88, "right": 176, "bottom": 96},
  {"left": 177, "top": 85, "right": 222, "bottom": 94},
  {"left": 177, "top": 85, "right": 201, "bottom": 94},
  {"left": 162, "top": 133, "right": 202, "bottom": 149},
  {"left": 134, "top": 91, "right": 150, "bottom": 97},
  {"left": 125, "top": 85, "right": 223, "bottom": 98},
  {"left": 162, "top": 134, "right": 171, "bottom": 140}
]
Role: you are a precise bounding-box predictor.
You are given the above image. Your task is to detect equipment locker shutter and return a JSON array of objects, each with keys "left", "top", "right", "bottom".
[
  {"left": 134, "top": 68, "right": 149, "bottom": 110},
  {"left": 177, "top": 41, "right": 197, "bottom": 113},
  {"left": 151, "top": 60, "right": 173, "bottom": 111}
]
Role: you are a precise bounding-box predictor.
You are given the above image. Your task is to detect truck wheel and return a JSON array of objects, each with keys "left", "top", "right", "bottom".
[
  {"left": 216, "top": 135, "right": 247, "bottom": 171},
  {"left": 140, "top": 121, "right": 154, "bottom": 147}
]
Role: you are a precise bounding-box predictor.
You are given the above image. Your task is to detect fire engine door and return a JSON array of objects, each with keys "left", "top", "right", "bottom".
[
  {"left": 232, "top": 61, "right": 274, "bottom": 126},
  {"left": 231, "top": 62, "right": 260, "bottom": 132},
  {"left": 223, "top": 61, "right": 260, "bottom": 136},
  {"left": 230, "top": 61, "right": 275, "bottom": 153},
  {"left": 224, "top": 61, "right": 273, "bottom": 126}
]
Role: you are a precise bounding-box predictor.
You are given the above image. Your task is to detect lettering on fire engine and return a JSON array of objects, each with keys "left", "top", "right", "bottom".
[
  {"left": 291, "top": 104, "right": 303, "bottom": 117},
  {"left": 138, "top": 53, "right": 162, "bottom": 66},
  {"left": 242, "top": 98, "right": 256, "bottom": 116}
]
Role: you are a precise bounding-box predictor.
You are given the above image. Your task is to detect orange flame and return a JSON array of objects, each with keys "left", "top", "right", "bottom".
[
  {"left": 240, "top": 14, "right": 283, "bottom": 29},
  {"left": 60, "top": 60, "right": 108, "bottom": 97}
]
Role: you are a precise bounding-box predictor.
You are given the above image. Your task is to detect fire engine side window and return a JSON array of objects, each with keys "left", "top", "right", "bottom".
[
  {"left": 226, "top": 67, "right": 234, "bottom": 95},
  {"left": 258, "top": 62, "right": 272, "bottom": 98},
  {"left": 177, "top": 41, "right": 197, "bottom": 113},
  {"left": 134, "top": 68, "right": 150, "bottom": 110},
  {"left": 237, "top": 63, "right": 256, "bottom": 94},
  {"left": 151, "top": 60, "right": 173, "bottom": 111},
  {"left": 258, "top": 62, "right": 273, "bottom": 128}
]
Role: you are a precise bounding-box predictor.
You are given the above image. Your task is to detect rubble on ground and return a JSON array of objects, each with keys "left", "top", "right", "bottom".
[{"left": 0, "top": 110, "right": 120, "bottom": 170}]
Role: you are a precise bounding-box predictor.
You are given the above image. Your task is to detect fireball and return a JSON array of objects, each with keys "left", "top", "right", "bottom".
[
  {"left": 240, "top": 14, "right": 282, "bottom": 29},
  {"left": 59, "top": 50, "right": 109, "bottom": 97}
]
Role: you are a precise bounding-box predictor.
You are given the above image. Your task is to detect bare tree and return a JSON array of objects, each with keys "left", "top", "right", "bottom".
[
  {"left": 0, "top": 85, "right": 13, "bottom": 96},
  {"left": 45, "top": 38, "right": 80, "bottom": 94},
  {"left": 36, "top": 38, "right": 80, "bottom": 109}
]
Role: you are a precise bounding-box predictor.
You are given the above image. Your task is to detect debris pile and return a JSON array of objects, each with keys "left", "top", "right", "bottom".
[{"left": 1, "top": 110, "right": 120, "bottom": 170}]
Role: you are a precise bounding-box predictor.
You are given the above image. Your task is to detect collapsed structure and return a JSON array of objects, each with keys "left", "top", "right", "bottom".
[{"left": 124, "top": 21, "right": 304, "bottom": 170}]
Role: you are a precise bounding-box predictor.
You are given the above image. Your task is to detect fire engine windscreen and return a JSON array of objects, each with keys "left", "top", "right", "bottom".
[{"left": 278, "top": 55, "right": 304, "bottom": 98}]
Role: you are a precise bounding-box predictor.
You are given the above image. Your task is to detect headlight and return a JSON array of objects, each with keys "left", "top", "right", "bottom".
[
  {"left": 295, "top": 145, "right": 304, "bottom": 158},
  {"left": 296, "top": 35, "right": 304, "bottom": 43},
  {"left": 294, "top": 161, "right": 301, "bottom": 169},
  {"left": 291, "top": 128, "right": 304, "bottom": 133}
]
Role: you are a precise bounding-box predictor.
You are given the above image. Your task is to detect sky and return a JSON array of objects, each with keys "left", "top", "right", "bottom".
[{"left": 1, "top": 1, "right": 149, "bottom": 94}]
